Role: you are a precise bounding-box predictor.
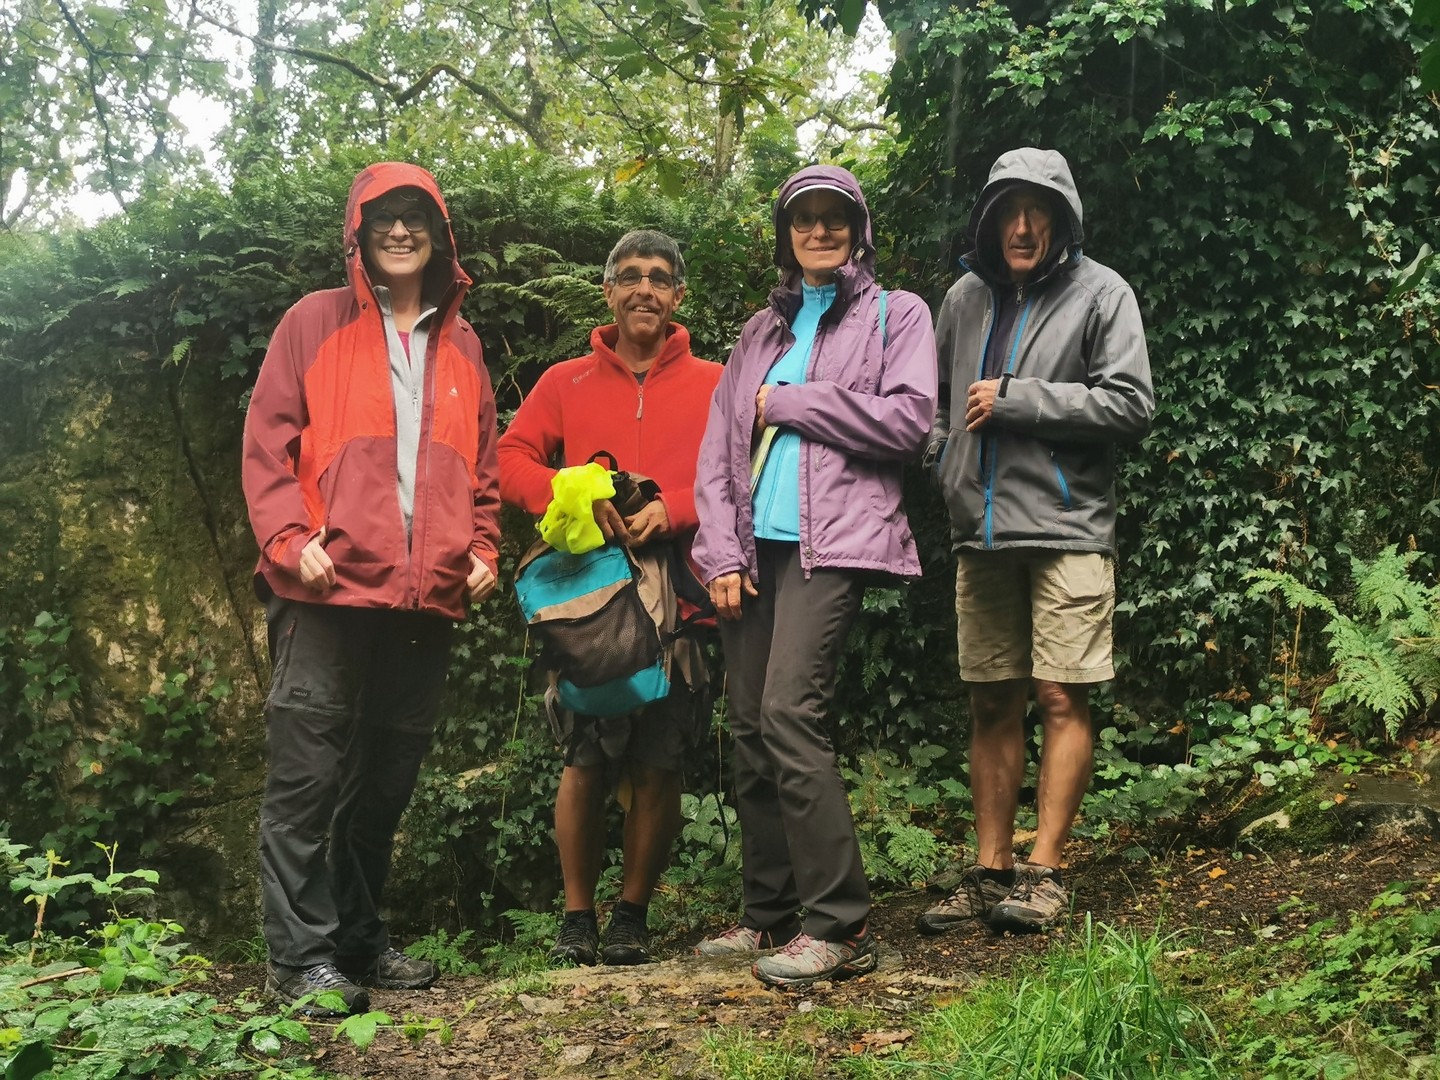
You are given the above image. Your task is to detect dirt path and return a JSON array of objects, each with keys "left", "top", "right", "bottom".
[{"left": 220, "top": 833, "right": 1437, "bottom": 1078}]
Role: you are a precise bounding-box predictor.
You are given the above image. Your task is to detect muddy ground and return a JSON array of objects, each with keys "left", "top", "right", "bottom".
[{"left": 217, "top": 828, "right": 1439, "bottom": 1079}]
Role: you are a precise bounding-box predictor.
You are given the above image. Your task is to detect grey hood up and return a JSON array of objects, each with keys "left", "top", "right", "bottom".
[{"left": 931, "top": 147, "right": 1155, "bottom": 555}]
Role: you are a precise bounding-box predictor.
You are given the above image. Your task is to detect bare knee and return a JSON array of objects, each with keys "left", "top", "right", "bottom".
[
  {"left": 969, "top": 680, "right": 1027, "bottom": 728},
  {"left": 1033, "top": 680, "right": 1092, "bottom": 734}
]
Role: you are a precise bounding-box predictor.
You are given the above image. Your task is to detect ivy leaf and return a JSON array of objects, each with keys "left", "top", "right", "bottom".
[{"left": 1388, "top": 244, "right": 1434, "bottom": 299}]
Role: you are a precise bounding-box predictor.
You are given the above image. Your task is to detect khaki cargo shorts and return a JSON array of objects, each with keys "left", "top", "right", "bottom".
[{"left": 955, "top": 550, "right": 1115, "bottom": 684}]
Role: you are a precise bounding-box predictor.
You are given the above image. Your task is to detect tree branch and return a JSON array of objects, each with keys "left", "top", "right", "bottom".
[{"left": 192, "top": 10, "right": 551, "bottom": 148}]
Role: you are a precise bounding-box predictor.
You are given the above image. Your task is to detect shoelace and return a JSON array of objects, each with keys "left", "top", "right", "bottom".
[
  {"left": 556, "top": 919, "right": 596, "bottom": 948},
  {"left": 304, "top": 963, "right": 352, "bottom": 989},
  {"left": 1011, "top": 870, "right": 1050, "bottom": 901},
  {"left": 952, "top": 871, "right": 987, "bottom": 908},
  {"left": 777, "top": 932, "right": 817, "bottom": 957}
]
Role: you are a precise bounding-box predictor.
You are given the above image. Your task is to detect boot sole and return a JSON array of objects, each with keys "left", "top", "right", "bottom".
[
  {"left": 915, "top": 917, "right": 968, "bottom": 935},
  {"left": 363, "top": 974, "right": 439, "bottom": 990},
  {"left": 753, "top": 951, "right": 878, "bottom": 989},
  {"left": 986, "top": 908, "right": 1061, "bottom": 934},
  {"left": 601, "top": 946, "right": 653, "bottom": 965}
]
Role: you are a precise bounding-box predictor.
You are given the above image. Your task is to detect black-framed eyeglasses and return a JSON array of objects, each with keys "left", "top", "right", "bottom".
[
  {"left": 365, "top": 209, "right": 431, "bottom": 235},
  {"left": 790, "top": 209, "right": 851, "bottom": 234},
  {"left": 612, "top": 268, "right": 679, "bottom": 292}
]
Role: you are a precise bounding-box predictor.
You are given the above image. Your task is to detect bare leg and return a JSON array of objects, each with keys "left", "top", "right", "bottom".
[
  {"left": 619, "top": 762, "right": 682, "bottom": 905},
  {"left": 968, "top": 679, "right": 1029, "bottom": 870},
  {"left": 555, "top": 764, "right": 607, "bottom": 909},
  {"left": 1029, "top": 680, "right": 1093, "bottom": 869}
]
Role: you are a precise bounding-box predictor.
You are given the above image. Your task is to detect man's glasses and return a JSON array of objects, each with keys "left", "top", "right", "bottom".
[
  {"left": 790, "top": 209, "right": 851, "bottom": 234},
  {"left": 365, "top": 209, "right": 431, "bottom": 235},
  {"left": 612, "top": 268, "right": 679, "bottom": 292}
]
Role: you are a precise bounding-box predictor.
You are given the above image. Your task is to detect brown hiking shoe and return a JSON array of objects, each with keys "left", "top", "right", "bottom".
[
  {"left": 915, "top": 865, "right": 1012, "bottom": 934},
  {"left": 987, "top": 864, "right": 1070, "bottom": 932}
]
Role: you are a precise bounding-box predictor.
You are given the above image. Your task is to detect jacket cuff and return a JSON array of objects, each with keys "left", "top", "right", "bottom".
[{"left": 470, "top": 546, "right": 500, "bottom": 578}]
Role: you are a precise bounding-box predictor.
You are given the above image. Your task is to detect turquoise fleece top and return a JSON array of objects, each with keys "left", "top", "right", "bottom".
[{"left": 752, "top": 281, "right": 836, "bottom": 540}]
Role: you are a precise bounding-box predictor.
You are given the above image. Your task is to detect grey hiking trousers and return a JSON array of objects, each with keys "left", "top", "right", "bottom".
[
  {"left": 718, "top": 540, "right": 871, "bottom": 941},
  {"left": 259, "top": 596, "right": 452, "bottom": 970}
]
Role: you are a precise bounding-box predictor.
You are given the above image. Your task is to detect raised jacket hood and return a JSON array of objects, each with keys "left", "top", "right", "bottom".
[
  {"left": 965, "top": 147, "right": 1085, "bottom": 285},
  {"left": 343, "top": 162, "right": 470, "bottom": 308},
  {"left": 773, "top": 165, "right": 875, "bottom": 270},
  {"left": 769, "top": 164, "right": 877, "bottom": 318}
]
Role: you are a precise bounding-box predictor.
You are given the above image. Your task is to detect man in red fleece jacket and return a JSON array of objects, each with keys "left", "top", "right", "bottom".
[{"left": 499, "top": 229, "right": 721, "bottom": 968}]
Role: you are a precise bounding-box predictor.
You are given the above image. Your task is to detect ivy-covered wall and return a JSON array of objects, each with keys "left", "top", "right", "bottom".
[{"left": 2, "top": 0, "right": 1438, "bottom": 940}]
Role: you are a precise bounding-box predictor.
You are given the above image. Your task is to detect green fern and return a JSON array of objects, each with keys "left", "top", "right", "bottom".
[{"left": 1246, "top": 545, "right": 1440, "bottom": 739}]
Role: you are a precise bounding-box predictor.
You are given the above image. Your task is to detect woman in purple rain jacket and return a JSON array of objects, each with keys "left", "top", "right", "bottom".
[{"left": 691, "top": 165, "right": 938, "bottom": 988}]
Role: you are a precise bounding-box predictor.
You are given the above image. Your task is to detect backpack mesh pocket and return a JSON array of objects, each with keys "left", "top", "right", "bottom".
[{"left": 534, "top": 575, "right": 660, "bottom": 688}]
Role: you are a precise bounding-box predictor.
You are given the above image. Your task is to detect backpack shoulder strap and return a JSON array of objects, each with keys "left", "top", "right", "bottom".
[{"left": 879, "top": 289, "right": 888, "bottom": 349}]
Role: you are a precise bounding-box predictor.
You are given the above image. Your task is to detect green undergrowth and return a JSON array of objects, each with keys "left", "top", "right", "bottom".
[
  {"left": 0, "top": 839, "right": 467, "bottom": 1080},
  {"left": 702, "top": 879, "right": 1439, "bottom": 1080}
]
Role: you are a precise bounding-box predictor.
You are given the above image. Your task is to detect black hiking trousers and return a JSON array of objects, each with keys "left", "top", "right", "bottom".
[
  {"left": 718, "top": 540, "right": 871, "bottom": 941},
  {"left": 259, "top": 596, "right": 453, "bottom": 970}
]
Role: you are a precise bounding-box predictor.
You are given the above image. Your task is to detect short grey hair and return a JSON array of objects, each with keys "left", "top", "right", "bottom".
[{"left": 603, "top": 229, "right": 686, "bottom": 284}]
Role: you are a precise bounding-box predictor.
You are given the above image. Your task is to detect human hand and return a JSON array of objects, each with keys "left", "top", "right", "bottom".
[
  {"left": 299, "top": 529, "right": 335, "bottom": 592},
  {"left": 755, "top": 384, "right": 773, "bottom": 431},
  {"left": 625, "top": 501, "right": 669, "bottom": 546},
  {"left": 708, "top": 571, "right": 758, "bottom": 621},
  {"left": 593, "top": 499, "right": 629, "bottom": 545},
  {"left": 466, "top": 553, "right": 497, "bottom": 604},
  {"left": 965, "top": 379, "right": 1001, "bottom": 431}
]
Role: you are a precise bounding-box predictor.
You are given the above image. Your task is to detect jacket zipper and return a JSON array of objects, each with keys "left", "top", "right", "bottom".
[
  {"left": 1052, "top": 457, "right": 1072, "bottom": 510},
  {"left": 982, "top": 290, "right": 1036, "bottom": 549}
]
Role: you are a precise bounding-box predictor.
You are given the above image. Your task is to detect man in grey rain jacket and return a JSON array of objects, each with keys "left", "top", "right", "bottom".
[{"left": 921, "top": 148, "right": 1154, "bottom": 934}]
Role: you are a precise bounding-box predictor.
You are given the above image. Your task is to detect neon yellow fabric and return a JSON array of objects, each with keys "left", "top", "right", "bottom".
[{"left": 537, "top": 463, "right": 616, "bottom": 554}]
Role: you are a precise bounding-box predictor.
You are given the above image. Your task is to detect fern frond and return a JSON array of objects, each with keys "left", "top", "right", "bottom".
[
  {"left": 1352, "top": 545, "right": 1428, "bottom": 622},
  {"left": 1244, "top": 568, "right": 1339, "bottom": 617}
]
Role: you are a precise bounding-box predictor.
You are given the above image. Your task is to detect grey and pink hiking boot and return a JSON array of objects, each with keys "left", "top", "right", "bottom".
[
  {"left": 695, "top": 920, "right": 801, "bottom": 957},
  {"left": 752, "top": 924, "right": 878, "bottom": 988}
]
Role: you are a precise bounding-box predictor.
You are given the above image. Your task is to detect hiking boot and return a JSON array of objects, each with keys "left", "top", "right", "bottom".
[
  {"left": 916, "top": 865, "right": 1012, "bottom": 934},
  {"left": 601, "top": 906, "right": 652, "bottom": 966},
  {"left": 339, "top": 947, "right": 439, "bottom": 990},
  {"left": 548, "top": 911, "right": 599, "bottom": 967},
  {"left": 265, "top": 961, "right": 370, "bottom": 1017},
  {"left": 752, "top": 924, "right": 878, "bottom": 989},
  {"left": 695, "top": 920, "right": 801, "bottom": 957},
  {"left": 987, "top": 864, "right": 1070, "bottom": 932}
]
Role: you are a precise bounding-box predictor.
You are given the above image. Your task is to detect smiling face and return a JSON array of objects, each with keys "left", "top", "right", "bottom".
[
  {"left": 786, "top": 190, "right": 854, "bottom": 286},
  {"left": 996, "top": 186, "right": 1056, "bottom": 283},
  {"left": 603, "top": 254, "right": 685, "bottom": 353},
  {"left": 360, "top": 188, "right": 435, "bottom": 288}
]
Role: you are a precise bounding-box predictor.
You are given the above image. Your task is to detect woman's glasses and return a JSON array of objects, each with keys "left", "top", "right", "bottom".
[
  {"left": 790, "top": 209, "right": 851, "bottom": 233},
  {"left": 365, "top": 209, "right": 431, "bottom": 235}
]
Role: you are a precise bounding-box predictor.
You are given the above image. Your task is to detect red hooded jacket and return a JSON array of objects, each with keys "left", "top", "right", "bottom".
[{"left": 242, "top": 162, "right": 502, "bottom": 620}]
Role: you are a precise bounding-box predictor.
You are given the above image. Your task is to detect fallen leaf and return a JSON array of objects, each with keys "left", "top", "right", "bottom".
[
  {"left": 860, "top": 1030, "right": 914, "bottom": 1048},
  {"left": 1334, "top": 792, "right": 1347, "bottom": 804},
  {"left": 1208, "top": 866, "right": 1228, "bottom": 879}
]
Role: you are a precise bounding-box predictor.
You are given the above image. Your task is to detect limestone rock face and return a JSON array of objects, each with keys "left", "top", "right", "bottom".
[{"left": 0, "top": 357, "right": 268, "bottom": 946}]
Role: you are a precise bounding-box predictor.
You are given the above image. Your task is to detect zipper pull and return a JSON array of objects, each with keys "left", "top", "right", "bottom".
[{"left": 636, "top": 385, "right": 644, "bottom": 420}]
